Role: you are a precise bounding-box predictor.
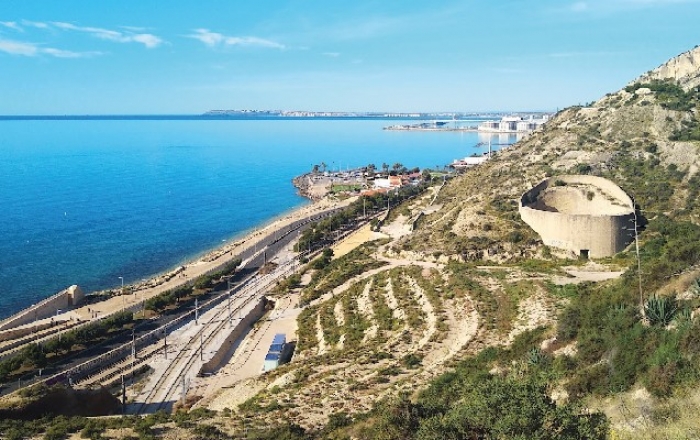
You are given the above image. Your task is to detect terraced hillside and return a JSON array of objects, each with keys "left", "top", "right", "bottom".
[{"left": 3, "top": 46, "right": 700, "bottom": 440}]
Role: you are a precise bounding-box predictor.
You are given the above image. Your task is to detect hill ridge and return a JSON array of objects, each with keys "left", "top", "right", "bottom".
[{"left": 634, "top": 45, "right": 700, "bottom": 89}]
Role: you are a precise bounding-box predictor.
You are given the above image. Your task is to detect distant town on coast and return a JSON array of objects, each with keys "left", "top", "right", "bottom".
[
  {"left": 202, "top": 109, "right": 552, "bottom": 120},
  {"left": 0, "top": 110, "right": 551, "bottom": 121}
]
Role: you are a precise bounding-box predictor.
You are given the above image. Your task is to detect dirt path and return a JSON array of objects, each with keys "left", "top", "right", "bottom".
[
  {"left": 507, "top": 291, "right": 556, "bottom": 344},
  {"left": 422, "top": 295, "right": 479, "bottom": 369},
  {"left": 315, "top": 313, "right": 327, "bottom": 356},
  {"left": 407, "top": 277, "right": 436, "bottom": 349},
  {"left": 383, "top": 278, "right": 404, "bottom": 323},
  {"left": 357, "top": 280, "right": 377, "bottom": 343}
]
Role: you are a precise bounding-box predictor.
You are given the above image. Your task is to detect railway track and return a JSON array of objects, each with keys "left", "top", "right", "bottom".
[
  {"left": 225, "top": 291, "right": 295, "bottom": 376},
  {"left": 132, "top": 261, "right": 298, "bottom": 414}
]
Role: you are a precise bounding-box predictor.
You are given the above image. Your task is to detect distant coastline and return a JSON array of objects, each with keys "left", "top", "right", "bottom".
[
  {"left": 0, "top": 111, "right": 549, "bottom": 122},
  {"left": 0, "top": 114, "right": 470, "bottom": 122}
]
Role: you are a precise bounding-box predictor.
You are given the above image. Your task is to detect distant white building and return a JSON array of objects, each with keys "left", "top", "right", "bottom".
[
  {"left": 374, "top": 178, "right": 392, "bottom": 189},
  {"left": 478, "top": 115, "right": 549, "bottom": 133},
  {"left": 451, "top": 155, "right": 489, "bottom": 168}
]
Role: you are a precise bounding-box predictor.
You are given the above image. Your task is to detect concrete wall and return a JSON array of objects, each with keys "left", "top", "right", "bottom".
[
  {"left": 0, "top": 285, "right": 84, "bottom": 331},
  {"left": 519, "top": 175, "right": 636, "bottom": 258},
  {"left": 0, "top": 322, "right": 53, "bottom": 342},
  {"left": 198, "top": 296, "right": 268, "bottom": 376}
]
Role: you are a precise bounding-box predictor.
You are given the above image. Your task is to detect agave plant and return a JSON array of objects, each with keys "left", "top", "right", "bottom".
[
  {"left": 644, "top": 294, "right": 678, "bottom": 327},
  {"left": 690, "top": 278, "right": 700, "bottom": 297},
  {"left": 528, "top": 347, "right": 545, "bottom": 366},
  {"left": 676, "top": 307, "right": 693, "bottom": 325}
]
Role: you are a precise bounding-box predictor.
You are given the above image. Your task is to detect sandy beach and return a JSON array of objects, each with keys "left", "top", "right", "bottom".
[
  {"left": 3, "top": 196, "right": 354, "bottom": 333},
  {"left": 77, "top": 197, "right": 356, "bottom": 319}
]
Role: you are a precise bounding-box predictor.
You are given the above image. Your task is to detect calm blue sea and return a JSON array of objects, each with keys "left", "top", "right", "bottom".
[{"left": 0, "top": 119, "right": 514, "bottom": 319}]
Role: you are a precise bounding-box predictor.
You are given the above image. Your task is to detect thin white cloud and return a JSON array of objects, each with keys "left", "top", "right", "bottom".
[
  {"left": 0, "top": 38, "right": 100, "bottom": 58},
  {"left": 226, "top": 36, "right": 284, "bottom": 49},
  {"left": 188, "top": 28, "right": 285, "bottom": 49},
  {"left": 42, "top": 47, "right": 101, "bottom": 58},
  {"left": 0, "top": 21, "right": 23, "bottom": 32},
  {"left": 120, "top": 25, "right": 148, "bottom": 32},
  {"left": 51, "top": 21, "right": 163, "bottom": 48},
  {"left": 0, "top": 39, "right": 36, "bottom": 56},
  {"left": 131, "top": 33, "right": 163, "bottom": 48},
  {"left": 188, "top": 29, "right": 224, "bottom": 46},
  {"left": 21, "top": 20, "right": 49, "bottom": 29}
]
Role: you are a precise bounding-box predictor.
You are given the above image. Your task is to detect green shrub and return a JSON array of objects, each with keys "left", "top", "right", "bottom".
[{"left": 645, "top": 295, "right": 678, "bottom": 327}]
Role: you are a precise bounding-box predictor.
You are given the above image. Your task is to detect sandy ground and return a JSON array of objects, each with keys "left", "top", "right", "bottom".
[
  {"left": 201, "top": 292, "right": 301, "bottom": 411},
  {"left": 552, "top": 261, "right": 625, "bottom": 285},
  {"left": 331, "top": 223, "right": 385, "bottom": 259}
]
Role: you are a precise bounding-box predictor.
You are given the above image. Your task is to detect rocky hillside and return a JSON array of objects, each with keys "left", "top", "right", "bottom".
[{"left": 636, "top": 45, "right": 700, "bottom": 90}]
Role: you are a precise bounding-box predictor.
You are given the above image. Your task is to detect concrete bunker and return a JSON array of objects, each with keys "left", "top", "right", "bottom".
[{"left": 519, "top": 175, "right": 636, "bottom": 258}]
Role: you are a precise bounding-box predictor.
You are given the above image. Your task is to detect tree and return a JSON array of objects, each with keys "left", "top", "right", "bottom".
[
  {"left": 382, "top": 162, "right": 389, "bottom": 174},
  {"left": 22, "top": 343, "right": 47, "bottom": 369},
  {"left": 312, "top": 164, "right": 320, "bottom": 174}
]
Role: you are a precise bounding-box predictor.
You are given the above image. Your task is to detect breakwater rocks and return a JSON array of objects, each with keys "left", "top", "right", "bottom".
[{"left": 292, "top": 173, "right": 329, "bottom": 200}]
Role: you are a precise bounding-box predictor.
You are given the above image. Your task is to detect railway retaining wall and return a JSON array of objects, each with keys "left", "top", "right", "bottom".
[
  {"left": 198, "top": 296, "right": 268, "bottom": 376},
  {"left": 0, "top": 322, "right": 53, "bottom": 343}
]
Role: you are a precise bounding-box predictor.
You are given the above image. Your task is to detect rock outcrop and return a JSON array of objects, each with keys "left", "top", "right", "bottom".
[{"left": 634, "top": 45, "right": 700, "bottom": 89}]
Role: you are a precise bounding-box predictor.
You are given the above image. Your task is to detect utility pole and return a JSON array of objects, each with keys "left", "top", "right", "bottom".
[
  {"left": 195, "top": 298, "right": 199, "bottom": 324},
  {"left": 200, "top": 333, "right": 204, "bottom": 361},
  {"left": 632, "top": 203, "right": 644, "bottom": 314},
  {"left": 119, "top": 276, "right": 124, "bottom": 311},
  {"left": 228, "top": 291, "right": 232, "bottom": 326},
  {"left": 163, "top": 325, "right": 168, "bottom": 360},
  {"left": 121, "top": 374, "right": 126, "bottom": 414}
]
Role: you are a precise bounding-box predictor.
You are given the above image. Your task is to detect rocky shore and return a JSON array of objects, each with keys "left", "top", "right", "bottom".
[{"left": 292, "top": 173, "right": 332, "bottom": 200}]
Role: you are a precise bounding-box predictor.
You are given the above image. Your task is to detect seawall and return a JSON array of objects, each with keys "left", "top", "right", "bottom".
[{"left": 0, "top": 285, "right": 84, "bottom": 331}]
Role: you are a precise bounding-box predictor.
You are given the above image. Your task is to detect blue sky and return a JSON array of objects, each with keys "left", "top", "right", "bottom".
[{"left": 0, "top": 0, "right": 698, "bottom": 114}]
